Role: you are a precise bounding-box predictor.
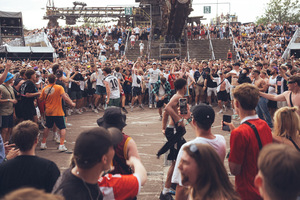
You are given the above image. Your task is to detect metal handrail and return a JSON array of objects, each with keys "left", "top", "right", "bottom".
[
  {"left": 282, "top": 27, "right": 299, "bottom": 60},
  {"left": 124, "top": 30, "right": 130, "bottom": 56},
  {"left": 185, "top": 29, "right": 190, "bottom": 61},
  {"left": 207, "top": 30, "right": 215, "bottom": 60},
  {"left": 229, "top": 28, "right": 241, "bottom": 61}
]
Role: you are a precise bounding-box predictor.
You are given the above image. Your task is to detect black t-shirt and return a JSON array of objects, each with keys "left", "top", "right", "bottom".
[
  {"left": 52, "top": 168, "right": 103, "bottom": 200},
  {"left": 0, "top": 155, "right": 60, "bottom": 197},
  {"left": 70, "top": 72, "right": 84, "bottom": 91},
  {"left": 19, "top": 80, "right": 38, "bottom": 118},
  {"left": 206, "top": 74, "right": 217, "bottom": 88}
]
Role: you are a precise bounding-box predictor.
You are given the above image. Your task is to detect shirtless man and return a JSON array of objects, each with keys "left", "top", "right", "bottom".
[
  {"left": 252, "top": 69, "right": 273, "bottom": 128},
  {"left": 160, "top": 78, "right": 187, "bottom": 200},
  {"left": 260, "top": 75, "right": 300, "bottom": 116},
  {"left": 225, "top": 62, "right": 240, "bottom": 119}
]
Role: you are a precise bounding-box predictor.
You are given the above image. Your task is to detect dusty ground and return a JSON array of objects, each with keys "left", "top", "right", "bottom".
[{"left": 36, "top": 105, "right": 237, "bottom": 199}]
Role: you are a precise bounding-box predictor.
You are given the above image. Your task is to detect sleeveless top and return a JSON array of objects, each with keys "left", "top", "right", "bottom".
[{"left": 111, "top": 134, "right": 133, "bottom": 175}]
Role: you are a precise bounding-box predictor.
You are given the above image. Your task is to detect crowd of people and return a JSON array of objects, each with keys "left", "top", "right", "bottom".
[{"left": 0, "top": 20, "right": 299, "bottom": 200}]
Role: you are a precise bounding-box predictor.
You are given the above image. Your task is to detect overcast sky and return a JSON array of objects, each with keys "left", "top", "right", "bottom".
[{"left": 0, "top": 0, "right": 270, "bottom": 29}]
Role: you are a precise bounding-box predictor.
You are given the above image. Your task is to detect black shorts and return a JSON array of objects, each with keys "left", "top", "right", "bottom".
[
  {"left": 2, "top": 114, "right": 13, "bottom": 128},
  {"left": 157, "top": 98, "right": 168, "bottom": 108},
  {"left": 70, "top": 91, "right": 82, "bottom": 100},
  {"left": 96, "top": 85, "right": 106, "bottom": 95},
  {"left": 217, "top": 90, "right": 228, "bottom": 102},
  {"left": 165, "top": 127, "right": 186, "bottom": 160},
  {"left": 45, "top": 116, "right": 66, "bottom": 130},
  {"left": 267, "top": 100, "right": 277, "bottom": 109},
  {"left": 132, "top": 87, "right": 141, "bottom": 97},
  {"left": 87, "top": 88, "right": 96, "bottom": 96}
]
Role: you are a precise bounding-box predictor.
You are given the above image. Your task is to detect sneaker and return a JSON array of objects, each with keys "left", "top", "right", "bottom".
[
  {"left": 75, "top": 109, "right": 82, "bottom": 114},
  {"left": 53, "top": 132, "right": 58, "bottom": 141},
  {"left": 149, "top": 104, "right": 152, "bottom": 109},
  {"left": 67, "top": 109, "right": 72, "bottom": 116},
  {"left": 40, "top": 143, "right": 47, "bottom": 150},
  {"left": 139, "top": 104, "right": 144, "bottom": 110},
  {"left": 223, "top": 105, "right": 227, "bottom": 112},
  {"left": 159, "top": 192, "right": 174, "bottom": 200},
  {"left": 122, "top": 107, "right": 128, "bottom": 114},
  {"left": 218, "top": 109, "right": 223, "bottom": 114},
  {"left": 154, "top": 103, "right": 157, "bottom": 108},
  {"left": 130, "top": 106, "right": 134, "bottom": 112},
  {"left": 159, "top": 115, "right": 162, "bottom": 121},
  {"left": 58, "top": 145, "right": 68, "bottom": 152},
  {"left": 93, "top": 108, "right": 99, "bottom": 113}
]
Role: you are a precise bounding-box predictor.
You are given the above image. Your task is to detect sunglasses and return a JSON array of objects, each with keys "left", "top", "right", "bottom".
[{"left": 287, "top": 81, "right": 295, "bottom": 84}]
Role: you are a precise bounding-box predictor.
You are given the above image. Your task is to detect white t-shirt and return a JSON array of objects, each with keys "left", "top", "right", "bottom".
[
  {"left": 104, "top": 75, "right": 120, "bottom": 99},
  {"left": 132, "top": 73, "right": 142, "bottom": 87},
  {"left": 139, "top": 43, "right": 144, "bottom": 50},
  {"left": 268, "top": 75, "right": 277, "bottom": 95},
  {"left": 148, "top": 68, "right": 161, "bottom": 84},
  {"left": 114, "top": 43, "right": 119, "bottom": 51},
  {"left": 96, "top": 69, "right": 105, "bottom": 86},
  {"left": 171, "top": 135, "right": 226, "bottom": 186},
  {"left": 130, "top": 35, "right": 136, "bottom": 42},
  {"left": 134, "top": 27, "right": 140, "bottom": 34}
]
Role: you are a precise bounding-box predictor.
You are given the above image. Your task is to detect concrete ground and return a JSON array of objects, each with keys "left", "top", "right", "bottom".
[{"left": 36, "top": 105, "right": 238, "bottom": 199}]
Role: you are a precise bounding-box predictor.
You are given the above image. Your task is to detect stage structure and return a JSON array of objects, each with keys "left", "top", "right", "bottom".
[{"left": 0, "top": 11, "right": 25, "bottom": 46}]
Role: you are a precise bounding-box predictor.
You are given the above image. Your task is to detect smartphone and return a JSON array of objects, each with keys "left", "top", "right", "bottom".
[
  {"left": 222, "top": 115, "right": 231, "bottom": 131},
  {"left": 179, "top": 98, "right": 188, "bottom": 115}
]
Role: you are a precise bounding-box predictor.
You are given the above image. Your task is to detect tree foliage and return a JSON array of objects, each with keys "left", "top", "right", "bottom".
[{"left": 256, "top": 0, "right": 300, "bottom": 24}]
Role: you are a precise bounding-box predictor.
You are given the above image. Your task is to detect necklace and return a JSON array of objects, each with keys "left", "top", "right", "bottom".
[{"left": 76, "top": 171, "right": 101, "bottom": 200}]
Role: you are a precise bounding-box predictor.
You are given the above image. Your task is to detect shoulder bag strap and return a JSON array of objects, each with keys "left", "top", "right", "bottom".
[
  {"left": 289, "top": 92, "right": 294, "bottom": 107},
  {"left": 45, "top": 85, "right": 54, "bottom": 100},
  {"left": 287, "top": 136, "right": 300, "bottom": 152},
  {"left": 1, "top": 84, "right": 14, "bottom": 99},
  {"left": 243, "top": 121, "right": 263, "bottom": 150}
]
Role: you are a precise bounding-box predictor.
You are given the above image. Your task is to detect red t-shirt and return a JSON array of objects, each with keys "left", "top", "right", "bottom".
[
  {"left": 229, "top": 119, "right": 272, "bottom": 200},
  {"left": 98, "top": 173, "right": 140, "bottom": 200},
  {"left": 168, "top": 74, "right": 176, "bottom": 90}
]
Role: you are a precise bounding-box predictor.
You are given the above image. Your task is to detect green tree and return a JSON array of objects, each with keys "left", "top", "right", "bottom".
[{"left": 256, "top": 0, "right": 300, "bottom": 24}]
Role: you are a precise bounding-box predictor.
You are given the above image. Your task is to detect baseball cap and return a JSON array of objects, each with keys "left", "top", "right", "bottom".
[
  {"left": 192, "top": 104, "right": 215, "bottom": 126},
  {"left": 97, "top": 107, "right": 127, "bottom": 131},
  {"left": 4, "top": 72, "right": 14, "bottom": 83},
  {"left": 273, "top": 66, "right": 279, "bottom": 72},
  {"left": 74, "top": 127, "right": 122, "bottom": 169},
  {"left": 152, "top": 62, "right": 157, "bottom": 65}
]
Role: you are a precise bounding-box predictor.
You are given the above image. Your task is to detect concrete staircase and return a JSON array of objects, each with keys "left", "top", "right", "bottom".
[
  {"left": 125, "top": 41, "right": 148, "bottom": 61},
  {"left": 187, "top": 39, "right": 235, "bottom": 61},
  {"left": 188, "top": 40, "right": 211, "bottom": 61},
  {"left": 211, "top": 39, "right": 235, "bottom": 60}
]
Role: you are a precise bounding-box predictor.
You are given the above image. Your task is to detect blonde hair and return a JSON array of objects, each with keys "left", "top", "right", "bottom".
[
  {"left": 273, "top": 106, "right": 300, "bottom": 140},
  {"left": 4, "top": 188, "right": 64, "bottom": 200}
]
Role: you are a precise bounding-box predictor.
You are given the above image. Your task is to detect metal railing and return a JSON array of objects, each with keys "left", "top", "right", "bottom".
[
  {"left": 207, "top": 30, "right": 215, "bottom": 60},
  {"left": 229, "top": 28, "right": 241, "bottom": 61},
  {"left": 282, "top": 27, "right": 299, "bottom": 60},
  {"left": 124, "top": 31, "right": 130, "bottom": 57},
  {"left": 185, "top": 29, "right": 190, "bottom": 61}
]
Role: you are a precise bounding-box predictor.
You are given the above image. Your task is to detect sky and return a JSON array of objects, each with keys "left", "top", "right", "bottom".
[{"left": 0, "top": 0, "right": 271, "bottom": 29}]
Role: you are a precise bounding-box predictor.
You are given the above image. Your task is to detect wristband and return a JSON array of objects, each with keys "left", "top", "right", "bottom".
[
  {"left": 7, "top": 99, "right": 10, "bottom": 102},
  {"left": 185, "top": 117, "right": 192, "bottom": 125},
  {"left": 175, "top": 118, "right": 184, "bottom": 126}
]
